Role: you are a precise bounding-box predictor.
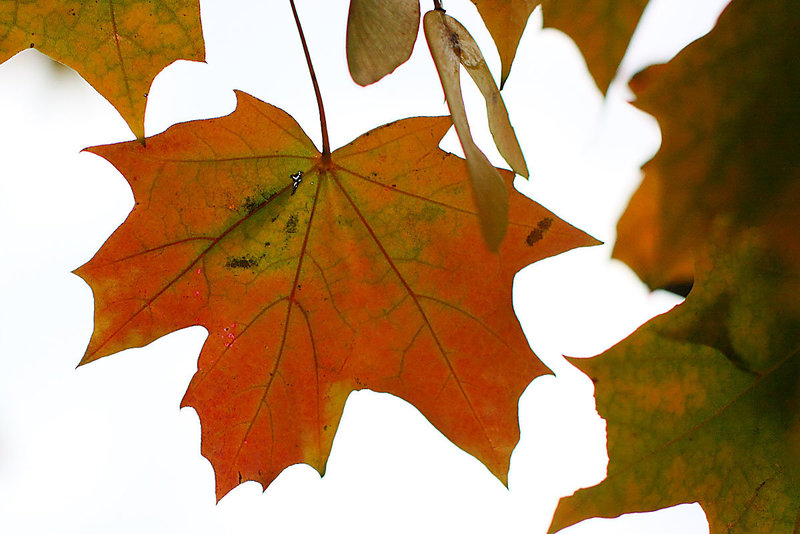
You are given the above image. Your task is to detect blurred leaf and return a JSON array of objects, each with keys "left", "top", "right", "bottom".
[
  {"left": 0, "top": 0, "right": 205, "bottom": 139},
  {"left": 467, "top": 0, "right": 536, "bottom": 87},
  {"left": 541, "top": 0, "right": 648, "bottom": 93},
  {"left": 551, "top": 227, "right": 800, "bottom": 533},
  {"left": 77, "top": 91, "right": 598, "bottom": 500},
  {"left": 615, "top": 0, "right": 800, "bottom": 290},
  {"left": 553, "top": 0, "right": 800, "bottom": 531},
  {"left": 468, "top": 0, "right": 647, "bottom": 91}
]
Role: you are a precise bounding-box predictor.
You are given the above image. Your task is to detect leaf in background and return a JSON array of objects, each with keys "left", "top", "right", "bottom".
[
  {"left": 614, "top": 0, "right": 800, "bottom": 290},
  {"left": 77, "top": 91, "right": 598, "bottom": 499},
  {"left": 552, "top": 0, "right": 800, "bottom": 531},
  {"left": 467, "top": 0, "right": 536, "bottom": 88},
  {"left": 346, "top": 0, "right": 420, "bottom": 86},
  {"left": 468, "top": 0, "right": 647, "bottom": 91},
  {"left": 541, "top": 0, "right": 648, "bottom": 93},
  {"left": 550, "top": 226, "right": 800, "bottom": 533},
  {"left": 424, "top": 9, "right": 528, "bottom": 250},
  {"left": 0, "top": 0, "right": 205, "bottom": 139}
]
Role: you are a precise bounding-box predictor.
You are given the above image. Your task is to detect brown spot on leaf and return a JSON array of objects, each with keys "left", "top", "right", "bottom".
[
  {"left": 285, "top": 214, "right": 298, "bottom": 234},
  {"left": 226, "top": 255, "right": 260, "bottom": 269},
  {"left": 242, "top": 196, "right": 262, "bottom": 215},
  {"left": 526, "top": 229, "right": 544, "bottom": 246},
  {"left": 525, "top": 217, "right": 554, "bottom": 246}
]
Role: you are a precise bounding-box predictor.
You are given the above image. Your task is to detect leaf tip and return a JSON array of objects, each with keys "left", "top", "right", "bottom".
[
  {"left": 80, "top": 144, "right": 112, "bottom": 165},
  {"left": 628, "top": 63, "right": 668, "bottom": 100},
  {"left": 563, "top": 354, "right": 594, "bottom": 376},
  {"left": 497, "top": 469, "right": 510, "bottom": 488},
  {"left": 231, "top": 89, "right": 251, "bottom": 107},
  {"left": 77, "top": 349, "right": 99, "bottom": 368}
]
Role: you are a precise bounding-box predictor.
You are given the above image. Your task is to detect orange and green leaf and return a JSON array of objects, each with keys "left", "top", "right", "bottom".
[
  {"left": 76, "top": 91, "right": 598, "bottom": 499},
  {"left": 550, "top": 228, "right": 800, "bottom": 533},
  {"left": 0, "top": 0, "right": 205, "bottom": 139},
  {"left": 553, "top": 0, "right": 800, "bottom": 531}
]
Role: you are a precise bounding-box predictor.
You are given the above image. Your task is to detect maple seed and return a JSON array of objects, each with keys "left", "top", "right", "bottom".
[
  {"left": 290, "top": 171, "right": 304, "bottom": 195},
  {"left": 449, "top": 31, "right": 462, "bottom": 57}
]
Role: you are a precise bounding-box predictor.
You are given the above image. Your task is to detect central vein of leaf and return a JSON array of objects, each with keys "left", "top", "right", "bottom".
[{"left": 229, "top": 173, "right": 324, "bottom": 470}]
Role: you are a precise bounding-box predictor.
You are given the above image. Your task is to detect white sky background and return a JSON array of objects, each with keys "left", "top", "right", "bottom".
[{"left": 0, "top": 0, "right": 731, "bottom": 532}]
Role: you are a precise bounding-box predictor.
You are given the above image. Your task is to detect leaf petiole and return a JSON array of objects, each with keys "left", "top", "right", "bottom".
[{"left": 289, "top": 0, "right": 331, "bottom": 158}]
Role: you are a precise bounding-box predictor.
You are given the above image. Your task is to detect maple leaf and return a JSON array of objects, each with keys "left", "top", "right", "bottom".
[
  {"left": 0, "top": 0, "right": 205, "bottom": 139},
  {"left": 76, "top": 91, "right": 598, "bottom": 499},
  {"left": 468, "top": 0, "right": 647, "bottom": 91},
  {"left": 551, "top": 0, "right": 800, "bottom": 531},
  {"left": 550, "top": 227, "right": 800, "bottom": 533},
  {"left": 614, "top": 0, "right": 800, "bottom": 291}
]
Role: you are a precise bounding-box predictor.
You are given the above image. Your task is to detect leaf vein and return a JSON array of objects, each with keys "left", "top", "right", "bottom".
[{"left": 331, "top": 172, "right": 499, "bottom": 457}]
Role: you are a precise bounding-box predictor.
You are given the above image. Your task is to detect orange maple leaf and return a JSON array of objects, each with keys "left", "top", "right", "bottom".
[{"left": 76, "top": 91, "right": 598, "bottom": 499}]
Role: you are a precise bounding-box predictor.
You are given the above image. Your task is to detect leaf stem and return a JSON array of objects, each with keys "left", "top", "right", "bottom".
[
  {"left": 290, "top": 0, "right": 330, "bottom": 158},
  {"left": 433, "top": 0, "right": 445, "bottom": 11}
]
